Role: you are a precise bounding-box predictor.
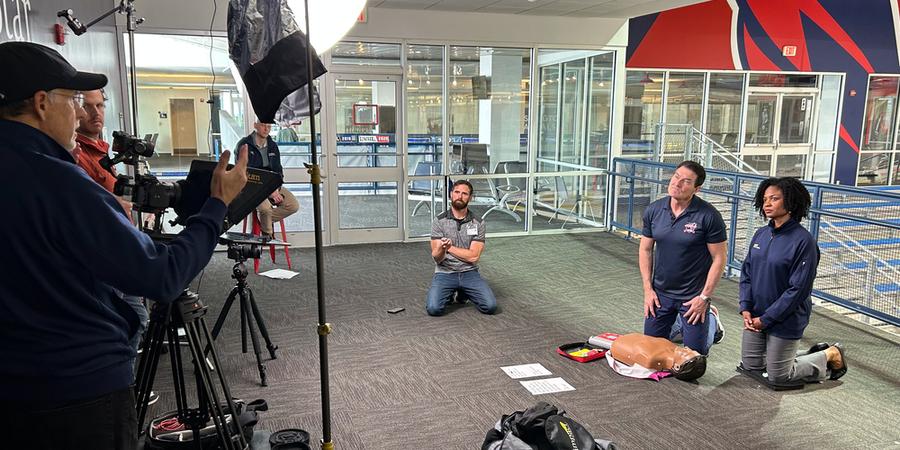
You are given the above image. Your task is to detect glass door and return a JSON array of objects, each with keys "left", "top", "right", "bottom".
[
  {"left": 743, "top": 91, "right": 816, "bottom": 177},
  {"left": 326, "top": 74, "right": 404, "bottom": 243}
]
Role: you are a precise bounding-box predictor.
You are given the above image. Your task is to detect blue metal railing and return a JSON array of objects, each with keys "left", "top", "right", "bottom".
[{"left": 610, "top": 157, "right": 900, "bottom": 327}]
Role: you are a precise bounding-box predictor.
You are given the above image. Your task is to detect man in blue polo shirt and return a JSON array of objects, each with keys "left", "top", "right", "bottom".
[{"left": 639, "top": 161, "right": 727, "bottom": 356}]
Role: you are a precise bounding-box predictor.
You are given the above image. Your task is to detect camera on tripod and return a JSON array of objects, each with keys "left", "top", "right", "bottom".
[
  {"left": 227, "top": 243, "right": 261, "bottom": 261},
  {"left": 99, "top": 130, "right": 283, "bottom": 233},
  {"left": 100, "top": 131, "right": 181, "bottom": 215}
]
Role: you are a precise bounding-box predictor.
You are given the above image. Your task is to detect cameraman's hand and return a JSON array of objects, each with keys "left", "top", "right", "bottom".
[{"left": 211, "top": 145, "right": 248, "bottom": 206}]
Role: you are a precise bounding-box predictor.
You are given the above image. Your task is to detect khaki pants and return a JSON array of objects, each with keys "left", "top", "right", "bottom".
[{"left": 256, "top": 186, "right": 299, "bottom": 234}]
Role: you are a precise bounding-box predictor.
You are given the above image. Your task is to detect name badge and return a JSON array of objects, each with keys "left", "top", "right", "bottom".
[{"left": 466, "top": 225, "right": 478, "bottom": 236}]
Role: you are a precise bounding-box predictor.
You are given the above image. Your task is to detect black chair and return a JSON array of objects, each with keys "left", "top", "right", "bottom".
[
  {"left": 482, "top": 161, "right": 527, "bottom": 222},
  {"left": 409, "top": 161, "right": 443, "bottom": 216}
]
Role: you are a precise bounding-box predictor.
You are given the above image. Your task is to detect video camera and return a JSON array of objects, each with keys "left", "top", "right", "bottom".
[{"left": 100, "top": 131, "right": 282, "bottom": 234}]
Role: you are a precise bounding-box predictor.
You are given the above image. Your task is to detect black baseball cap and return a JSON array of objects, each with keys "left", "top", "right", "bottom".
[{"left": 0, "top": 41, "right": 107, "bottom": 105}]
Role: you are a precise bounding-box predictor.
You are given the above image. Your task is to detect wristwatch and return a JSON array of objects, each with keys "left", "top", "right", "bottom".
[{"left": 699, "top": 294, "right": 710, "bottom": 302}]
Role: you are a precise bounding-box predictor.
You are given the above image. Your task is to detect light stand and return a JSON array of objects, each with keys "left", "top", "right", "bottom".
[
  {"left": 58, "top": 0, "right": 143, "bottom": 134},
  {"left": 301, "top": 1, "right": 334, "bottom": 448}
]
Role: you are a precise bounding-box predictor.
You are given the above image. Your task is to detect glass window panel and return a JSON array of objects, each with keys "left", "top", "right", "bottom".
[
  {"left": 337, "top": 181, "right": 398, "bottom": 229},
  {"left": 334, "top": 79, "right": 398, "bottom": 168},
  {"left": 331, "top": 41, "right": 401, "bottom": 66},
  {"left": 811, "top": 153, "right": 833, "bottom": 182},
  {"left": 862, "top": 76, "right": 900, "bottom": 151},
  {"left": 742, "top": 155, "right": 772, "bottom": 176},
  {"left": 857, "top": 152, "right": 889, "bottom": 186},
  {"left": 587, "top": 53, "right": 614, "bottom": 170},
  {"left": 892, "top": 154, "right": 900, "bottom": 185},
  {"left": 532, "top": 174, "right": 606, "bottom": 230},
  {"left": 749, "top": 74, "right": 817, "bottom": 88},
  {"left": 407, "top": 177, "right": 446, "bottom": 237},
  {"left": 407, "top": 44, "right": 444, "bottom": 175},
  {"left": 474, "top": 175, "right": 528, "bottom": 233},
  {"left": 623, "top": 70, "right": 663, "bottom": 157},
  {"left": 281, "top": 183, "right": 322, "bottom": 232},
  {"left": 664, "top": 72, "right": 704, "bottom": 129},
  {"left": 816, "top": 74, "right": 842, "bottom": 152},
  {"left": 448, "top": 46, "right": 530, "bottom": 175},
  {"left": 705, "top": 73, "right": 744, "bottom": 150},
  {"left": 559, "top": 59, "right": 586, "bottom": 168},
  {"left": 128, "top": 33, "right": 242, "bottom": 176},
  {"left": 775, "top": 154, "right": 806, "bottom": 177},
  {"left": 745, "top": 95, "right": 777, "bottom": 145},
  {"left": 779, "top": 95, "right": 814, "bottom": 144},
  {"left": 538, "top": 64, "right": 561, "bottom": 169}
]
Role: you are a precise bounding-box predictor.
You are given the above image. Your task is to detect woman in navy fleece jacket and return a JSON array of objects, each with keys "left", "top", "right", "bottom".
[{"left": 739, "top": 177, "right": 847, "bottom": 383}]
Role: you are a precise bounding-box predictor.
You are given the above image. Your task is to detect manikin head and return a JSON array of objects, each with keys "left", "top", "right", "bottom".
[{"left": 670, "top": 346, "right": 707, "bottom": 381}]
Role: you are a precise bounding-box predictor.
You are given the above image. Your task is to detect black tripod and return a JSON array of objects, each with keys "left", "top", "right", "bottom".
[
  {"left": 134, "top": 290, "right": 247, "bottom": 450},
  {"left": 210, "top": 246, "right": 279, "bottom": 386}
]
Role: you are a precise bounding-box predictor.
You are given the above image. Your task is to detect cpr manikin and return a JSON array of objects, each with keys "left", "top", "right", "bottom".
[{"left": 608, "top": 333, "right": 707, "bottom": 381}]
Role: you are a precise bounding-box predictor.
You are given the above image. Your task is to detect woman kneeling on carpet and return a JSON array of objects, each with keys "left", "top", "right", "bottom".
[{"left": 739, "top": 177, "right": 846, "bottom": 383}]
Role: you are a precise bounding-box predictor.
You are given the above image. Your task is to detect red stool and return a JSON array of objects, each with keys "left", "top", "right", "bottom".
[{"left": 242, "top": 211, "right": 293, "bottom": 273}]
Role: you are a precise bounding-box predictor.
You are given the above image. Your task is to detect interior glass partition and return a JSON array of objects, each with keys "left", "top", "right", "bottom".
[
  {"left": 406, "top": 45, "right": 444, "bottom": 175},
  {"left": 533, "top": 49, "right": 613, "bottom": 231},
  {"left": 445, "top": 46, "right": 531, "bottom": 233},
  {"left": 664, "top": 72, "right": 704, "bottom": 129},
  {"left": 126, "top": 33, "right": 241, "bottom": 176},
  {"left": 623, "top": 71, "right": 664, "bottom": 158},
  {"left": 858, "top": 76, "right": 900, "bottom": 185},
  {"left": 705, "top": 73, "right": 744, "bottom": 151}
]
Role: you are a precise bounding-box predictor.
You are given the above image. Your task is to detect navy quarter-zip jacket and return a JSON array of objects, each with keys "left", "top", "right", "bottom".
[
  {"left": 0, "top": 119, "right": 227, "bottom": 409},
  {"left": 739, "top": 218, "right": 820, "bottom": 339}
]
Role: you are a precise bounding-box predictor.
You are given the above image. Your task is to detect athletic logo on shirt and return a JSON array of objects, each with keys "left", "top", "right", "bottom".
[
  {"left": 753, "top": 243, "right": 760, "bottom": 250},
  {"left": 683, "top": 222, "right": 698, "bottom": 234}
]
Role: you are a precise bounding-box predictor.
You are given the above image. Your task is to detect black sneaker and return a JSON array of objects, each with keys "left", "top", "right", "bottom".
[{"left": 711, "top": 305, "right": 725, "bottom": 344}]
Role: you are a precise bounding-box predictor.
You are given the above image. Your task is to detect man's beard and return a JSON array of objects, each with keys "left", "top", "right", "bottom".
[{"left": 452, "top": 199, "right": 468, "bottom": 210}]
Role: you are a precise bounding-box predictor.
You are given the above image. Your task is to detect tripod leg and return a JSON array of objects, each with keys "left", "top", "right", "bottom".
[
  {"left": 134, "top": 303, "right": 171, "bottom": 435},
  {"left": 197, "top": 318, "right": 247, "bottom": 450},
  {"left": 211, "top": 287, "right": 239, "bottom": 341},
  {"left": 240, "top": 288, "right": 269, "bottom": 386},
  {"left": 183, "top": 321, "right": 242, "bottom": 450},
  {"left": 247, "top": 286, "right": 279, "bottom": 359}
]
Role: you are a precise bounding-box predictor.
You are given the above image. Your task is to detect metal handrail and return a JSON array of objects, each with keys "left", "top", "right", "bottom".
[{"left": 818, "top": 218, "right": 900, "bottom": 282}]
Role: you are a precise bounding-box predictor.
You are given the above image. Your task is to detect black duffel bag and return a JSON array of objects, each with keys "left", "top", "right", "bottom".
[{"left": 145, "top": 398, "right": 267, "bottom": 450}]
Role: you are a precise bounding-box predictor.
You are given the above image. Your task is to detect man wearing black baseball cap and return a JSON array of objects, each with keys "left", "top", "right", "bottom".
[{"left": 0, "top": 42, "right": 249, "bottom": 450}]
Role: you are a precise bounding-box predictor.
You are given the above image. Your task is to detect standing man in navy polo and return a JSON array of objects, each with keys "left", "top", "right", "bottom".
[{"left": 639, "top": 160, "right": 727, "bottom": 356}]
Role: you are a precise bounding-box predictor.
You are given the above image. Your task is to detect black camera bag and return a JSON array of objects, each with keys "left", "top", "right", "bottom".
[{"left": 145, "top": 398, "right": 267, "bottom": 450}]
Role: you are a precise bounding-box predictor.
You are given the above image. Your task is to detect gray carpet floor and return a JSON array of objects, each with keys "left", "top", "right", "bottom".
[{"left": 145, "top": 232, "right": 900, "bottom": 449}]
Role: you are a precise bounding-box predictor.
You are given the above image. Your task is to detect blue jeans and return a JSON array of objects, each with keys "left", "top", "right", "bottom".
[
  {"left": 123, "top": 295, "right": 149, "bottom": 367},
  {"left": 644, "top": 291, "right": 710, "bottom": 355},
  {"left": 426, "top": 270, "right": 497, "bottom": 316},
  {"left": 670, "top": 309, "right": 718, "bottom": 355}
]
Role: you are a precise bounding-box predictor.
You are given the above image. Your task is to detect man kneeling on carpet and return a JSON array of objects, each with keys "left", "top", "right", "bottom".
[{"left": 426, "top": 180, "right": 497, "bottom": 316}]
